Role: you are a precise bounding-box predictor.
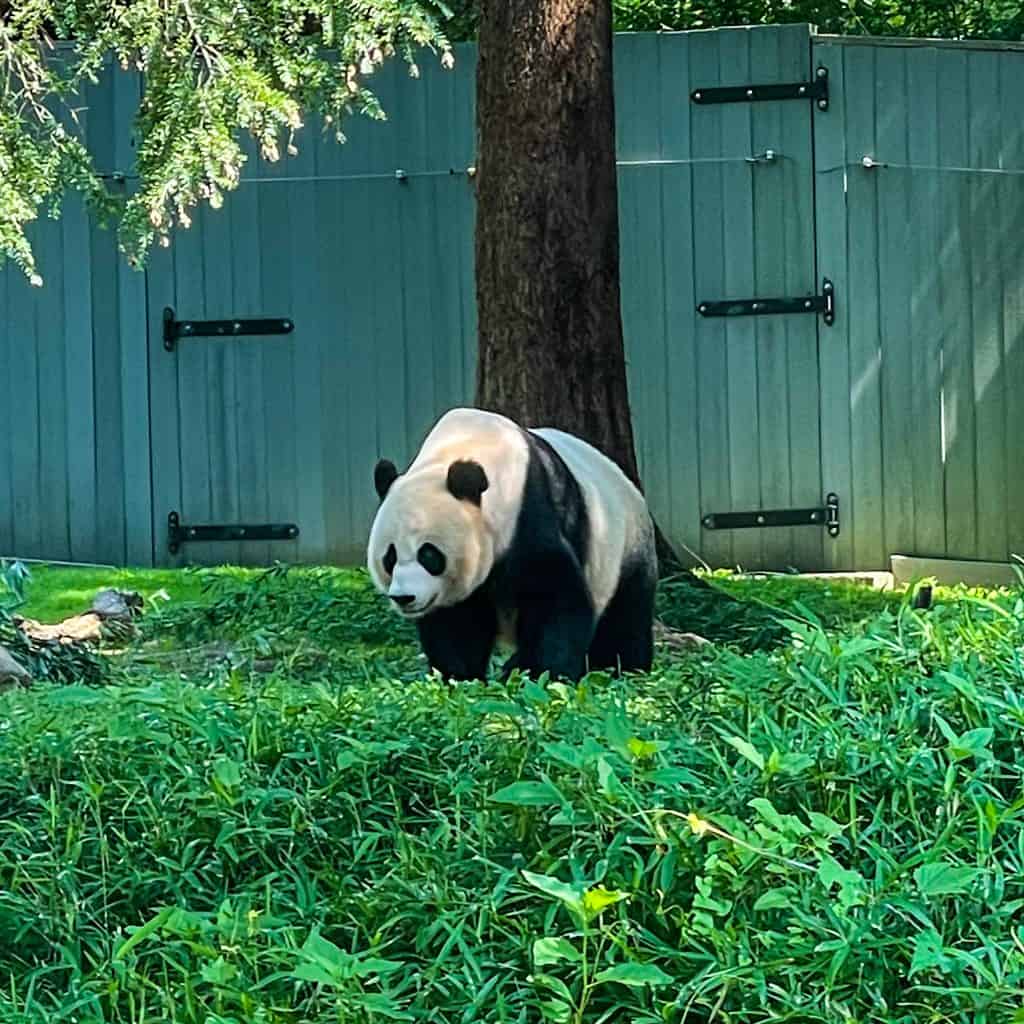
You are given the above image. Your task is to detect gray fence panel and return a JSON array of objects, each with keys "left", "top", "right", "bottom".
[
  {"left": 0, "top": 64, "right": 149, "bottom": 565},
  {"left": 147, "top": 50, "right": 478, "bottom": 567},
  {"left": 814, "top": 36, "right": 1024, "bottom": 567},
  {"left": 616, "top": 25, "right": 825, "bottom": 572}
]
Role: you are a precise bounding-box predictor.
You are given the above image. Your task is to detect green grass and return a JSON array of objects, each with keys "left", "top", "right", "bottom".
[
  {"left": 9, "top": 564, "right": 256, "bottom": 622},
  {"left": 1, "top": 563, "right": 1023, "bottom": 1023}
]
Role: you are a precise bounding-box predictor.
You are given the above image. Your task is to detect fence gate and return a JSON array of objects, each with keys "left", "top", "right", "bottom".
[
  {"left": 146, "top": 57, "right": 477, "bottom": 568},
  {"left": 616, "top": 25, "right": 832, "bottom": 572}
]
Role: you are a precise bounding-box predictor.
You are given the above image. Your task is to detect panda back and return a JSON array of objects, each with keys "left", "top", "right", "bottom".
[{"left": 530, "top": 427, "right": 654, "bottom": 617}]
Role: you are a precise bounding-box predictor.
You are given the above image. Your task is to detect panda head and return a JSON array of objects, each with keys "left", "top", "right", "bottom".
[{"left": 367, "top": 456, "right": 494, "bottom": 619}]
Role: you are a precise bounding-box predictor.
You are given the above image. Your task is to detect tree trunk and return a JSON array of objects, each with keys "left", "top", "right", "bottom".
[
  {"left": 475, "top": 0, "right": 634, "bottom": 470},
  {"left": 473, "top": 0, "right": 711, "bottom": 584}
]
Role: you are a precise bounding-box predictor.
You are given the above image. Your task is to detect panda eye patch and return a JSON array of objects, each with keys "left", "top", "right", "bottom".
[
  {"left": 417, "top": 543, "right": 446, "bottom": 576},
  {"left": 382, "top": 544, "right": 397, "bottom": 575}
]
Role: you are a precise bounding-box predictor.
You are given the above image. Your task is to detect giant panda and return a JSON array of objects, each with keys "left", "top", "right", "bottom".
[{"left": 366, "top": 407, "right": 657, "bottom": 682}]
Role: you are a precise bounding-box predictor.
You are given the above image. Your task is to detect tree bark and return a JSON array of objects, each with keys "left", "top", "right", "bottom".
[
  {"left": 475, "top": 0, "right": 636, "bottom": 475},
  {"left": 474, "top": 0, "right": 712, "bottom": 584}
]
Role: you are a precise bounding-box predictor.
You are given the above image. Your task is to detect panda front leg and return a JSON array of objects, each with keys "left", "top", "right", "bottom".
[
  {"left": 503, "top": 552, "right": 596, "bottom": 683},
  {"left": 416, "top": 589, "right": 497, "bottom": 682}
]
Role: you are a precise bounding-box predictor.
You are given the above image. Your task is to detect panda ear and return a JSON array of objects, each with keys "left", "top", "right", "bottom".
[
  {"left": 374, "top": 459, "right": 399, "bottom": 501},
  {"left": 447, "top": 459, "right": 489, "bottom": 506}
]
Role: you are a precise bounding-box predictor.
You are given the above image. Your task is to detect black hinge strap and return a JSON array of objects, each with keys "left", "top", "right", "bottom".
[
  {"left": 702, "top": 493, "right": 840, "bottom": 538},
  {"left": 168, "top": 511, "right": 299, "bottom": 554},
  {"left": 691, "top": 66, "right": 829, "bottom": 111},
  {"left": 698, "top": 278, "right": 834, "bottom": 327},
  {"left": 163, "top": 306, "right": 295, "bottom": 352}
]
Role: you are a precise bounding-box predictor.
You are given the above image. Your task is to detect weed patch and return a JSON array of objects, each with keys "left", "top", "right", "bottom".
[{"left": 1, "top": 566, "right": 1023, "bottom": 1022}]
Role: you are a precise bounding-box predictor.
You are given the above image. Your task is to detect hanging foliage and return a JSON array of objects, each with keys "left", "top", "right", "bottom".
[{"left": 0, "top": 0, "right": 453, "bottom": 282}]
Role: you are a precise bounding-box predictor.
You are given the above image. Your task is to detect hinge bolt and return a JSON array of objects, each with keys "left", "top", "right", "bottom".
[
  {"left": 694, "top": 91, "right": 702, "bottom": 100},
  {"left": 746, "top": 88, "right": 754, "bottom": 98}
]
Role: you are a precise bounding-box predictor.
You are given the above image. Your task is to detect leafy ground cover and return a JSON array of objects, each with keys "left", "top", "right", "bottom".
[{"left": 1, "top": 563, "right": 1023, "bottom": 1023}]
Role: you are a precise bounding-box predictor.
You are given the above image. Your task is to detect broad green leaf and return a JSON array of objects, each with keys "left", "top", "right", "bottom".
[
  {"left": 490, "top": 781, "right": 564, "bottom": 806},
  {"left": 694, "top": 877, "right": 731, "bottom": 915},
  {"left": 724, "top": 735, "right": 765, "bottom": 770},
  {"left": 749, "top": 797, "right": 810, "bottom": 836},
  {"left": 292, "top": 962, "right": 338, "bottom": 987},
  {"left": 914, "top": 862, "right": 981, "bottom": 896},
  {"left": 523, "top": 680, "right": 550, "bottom": 705},
  {"left": 777, "top": 751, "right": 816, "bottom": 776},
  {"left": 114, "top": 907, "right": 174, "bottom": 960},
  {"left": 627, "top": 736, "right": 661, "bottom": 759},
  {"left": 301, "top": 927, "right": 347, "bottom": 970},
  {"left": 521, "top": 870, "right": 585, "bottom": 917},
  {"left": 542, "top": 741, "right": 586, "bottom": 769},
  {"left": 604, "top": 709, "right": 633, "bottom": 760},
  {"left": 909, "top": 927, "right": 952, "bottom": 978},
  {"left": 352, "top": 956, "right": 404, "bottom": 978},
  {"left": 533, "top": 972, "right": 575, "bottom": 1003},
  {"left": 817, "top": 855, "right": 866, "bottom": 909},
  {"left": 947, "top": 727, "right": 993, "bottom": 762},
  {"left": 646, "top": 766, "right": 701, "bottom": 787},
  {"left": 807, "top": 812, "right": 844, "bottom": 838},
  {"left": 753, "top": 888, "right": 793, "bottom": 912},
  {"left": 201, "top": 957, "right": 237, "bottom": 985},
  {"left": 533, "top": 937, "right": 581, "bottom": 966},
  {"left": 597, "top": 757, "right": 624, "bottom": 798},
  {"left": 583, "top": 886, "right": 629, "bottom": 918},
  {"left": 594, "top": 963, "right": 673, "bottom": 988},
  {"left": 539, "top": 999, "right": 573, "bottom": 1023},
  {"left": 213, "top": 758, "right": 241, "bottom": 789}
]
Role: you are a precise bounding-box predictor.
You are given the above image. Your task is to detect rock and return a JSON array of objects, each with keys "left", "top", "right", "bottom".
[
  {"left": 17, "top": 613, "right": 104, "bottom": 644},
  {"left": 91, "top": 589, "right": 143, "bottom": 621},
  {"left": 654, "top": 620, "right": 711, "bottom": 652},
  {"left": 0, "top": 644, "right": 31, "bottom": 690}
]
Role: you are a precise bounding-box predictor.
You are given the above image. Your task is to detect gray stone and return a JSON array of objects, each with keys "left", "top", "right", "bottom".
[
  {"left": 0, "top": 645, "right": 30, "bottom": 689},
  {"left": 91, "top": 588, "right": 143, "bottom": 621}
]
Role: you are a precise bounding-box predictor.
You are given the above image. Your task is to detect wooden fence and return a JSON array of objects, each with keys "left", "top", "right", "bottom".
[{"left": 2, "top": 25, "right": 1022, "bottom": 572}]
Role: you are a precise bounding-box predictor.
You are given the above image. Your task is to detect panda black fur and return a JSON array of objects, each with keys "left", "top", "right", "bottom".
[{"left": 367, "top": 408, "right": 657, "bottom": 682}]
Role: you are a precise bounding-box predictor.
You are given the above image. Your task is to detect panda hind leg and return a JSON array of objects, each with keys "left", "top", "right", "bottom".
[
  {"left": 416, "top": 590, "right": 497, "bottom": 682},
  {"left": 587, "top": 556, "right": 657, "bottom": 675}
]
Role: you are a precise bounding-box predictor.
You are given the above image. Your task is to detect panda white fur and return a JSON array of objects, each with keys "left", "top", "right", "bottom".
[{"left": 366, "top": 407, "right": 657, "bottom": 682}]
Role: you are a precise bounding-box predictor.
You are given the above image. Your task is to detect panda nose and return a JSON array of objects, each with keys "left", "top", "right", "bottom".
[{"left": 390, "top": 594, "right": 416, "bottom": 608}]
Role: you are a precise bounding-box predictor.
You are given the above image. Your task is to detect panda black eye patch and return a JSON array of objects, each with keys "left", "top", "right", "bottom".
[
  {"left": 417, "top": 543, "right": 446, "bottom": 576},
  {"left": 383, "top": 544, "right": 397, "bottom": 575}
]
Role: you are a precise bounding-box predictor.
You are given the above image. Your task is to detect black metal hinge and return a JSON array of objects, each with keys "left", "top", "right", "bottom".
[
  {"left": 698, "top": 278, "right": 835, "bottom": 327},
  {"left": 163, "top": 306, "right": 294, "bottom": 352},
  {"left": 702, "top": 493, "right": 840, "bottom": 538},
  {"left": 691, "top": 66, "right": 829, "bottom": 111},
  {"left": 168, "top": 511, "right": 299, "bottom": 555}
]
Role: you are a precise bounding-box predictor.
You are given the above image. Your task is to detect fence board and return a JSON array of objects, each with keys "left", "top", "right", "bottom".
[
  {"left": 905, "top": 48, "right": 946, "bottom": 557},
  {"left": 999, "top": 61, "right": 1024, "bottom": 563},
  {"left": 836, "top": 44, "right": 887, "bottom": 568},
  {"left": 654, "top": 35, "right": 701, "bottom": 553},
  {"left": 967, "top": 53, "right": 1009, "bottom": 563},
  {"left": 0, "top": 271, "right": 11, "bottom": 555},
  {"left": 811, "top": 42, "right": 854, "bottom": 571},
  {"left": 816, "top": 37, "right": 1024, "bottom": 567}
]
